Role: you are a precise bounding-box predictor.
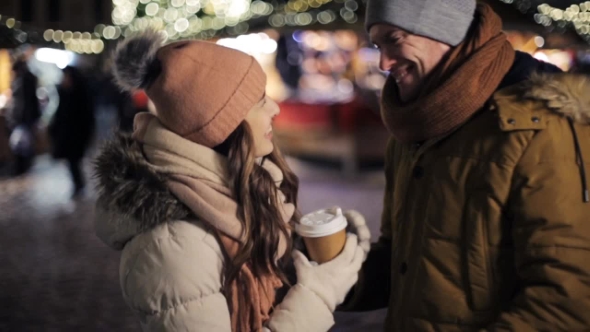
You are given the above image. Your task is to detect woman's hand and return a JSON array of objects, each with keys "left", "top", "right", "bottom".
[{"left": 292, "top": 233, "right": 364, "bottom": 311}]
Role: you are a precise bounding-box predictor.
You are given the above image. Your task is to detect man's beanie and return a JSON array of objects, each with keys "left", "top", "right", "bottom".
[
  {"left": 112, "top": 30, "right": 266, "bottom": 147},
  {"left": 365, "top": 0, "right": 477, "bottom": 46}
]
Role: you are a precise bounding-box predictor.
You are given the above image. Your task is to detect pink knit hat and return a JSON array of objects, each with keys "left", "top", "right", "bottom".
[{"left": 112, "top": 30, "right": 266, "bottom": 147}]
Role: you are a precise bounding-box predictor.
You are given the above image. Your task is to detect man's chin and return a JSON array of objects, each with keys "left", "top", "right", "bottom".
[{"left": 396, "top": 86, "right": 419, "bottom": 104}]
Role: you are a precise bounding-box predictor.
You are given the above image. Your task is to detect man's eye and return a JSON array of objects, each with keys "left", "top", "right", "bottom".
[{"left": 386, "top": 37, "right": 400, "bottom": 44}]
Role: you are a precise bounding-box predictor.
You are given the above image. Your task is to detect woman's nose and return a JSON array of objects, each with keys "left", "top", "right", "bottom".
[{"left": 270, "top": 101, "right": 280, "bottom": 118}]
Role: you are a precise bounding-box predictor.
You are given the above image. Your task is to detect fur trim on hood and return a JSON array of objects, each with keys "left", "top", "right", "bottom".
[
  {"left": 523, "top": 72, "right": 590, "bottom": 203},
  {"left": 524, "top": 73, "right": 590, "bottom": 125},
  {"left": 93, "top": 133, "right": 192, "bottom": 250}
]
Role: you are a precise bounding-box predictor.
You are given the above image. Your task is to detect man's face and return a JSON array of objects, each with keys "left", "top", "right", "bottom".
[{"left": 369, "top": 24, "right": 451, "bottom": 103}]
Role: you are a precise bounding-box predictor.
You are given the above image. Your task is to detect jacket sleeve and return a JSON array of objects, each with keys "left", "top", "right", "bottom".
[
  {"left": 265, "top": 284, "right": 335, "bottom": 332},
  {"left": 121, "top": 230, "right": 232, "bottom": 331},
  {"left": 338, "top": 138, "right": 396, "bottom": 312},
  {"left": 487, "top": 128, "right": 590, "bottom": 331}
]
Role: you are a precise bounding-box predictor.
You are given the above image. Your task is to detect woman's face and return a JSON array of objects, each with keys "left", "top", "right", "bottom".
[{"left": 245, "top": 95, "right": 280, "bottom": 158}]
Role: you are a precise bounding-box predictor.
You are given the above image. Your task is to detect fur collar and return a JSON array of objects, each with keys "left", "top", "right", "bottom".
[
  {"left": 524, "top": 73, "right": 590, "bottom": 125},
  {"left": 94, "top": 134, "right": 192, "bottom": 249}
]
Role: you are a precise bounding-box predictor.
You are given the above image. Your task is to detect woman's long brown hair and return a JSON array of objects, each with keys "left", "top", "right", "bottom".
[{"left": 213, "top": 121, "right": 300, "bottom": 297}]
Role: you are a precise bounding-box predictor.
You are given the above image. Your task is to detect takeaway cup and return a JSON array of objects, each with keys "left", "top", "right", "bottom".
[{"left": 295, "top": 207, "right": 348, "bottom": 264}]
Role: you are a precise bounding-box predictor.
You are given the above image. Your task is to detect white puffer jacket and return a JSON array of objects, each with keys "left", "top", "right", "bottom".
[{"left": 93, "top": 134, "right": 334, "bottom": 331}]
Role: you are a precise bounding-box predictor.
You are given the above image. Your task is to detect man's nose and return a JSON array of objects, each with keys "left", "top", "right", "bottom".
[{"left": 379, "top": 53, "right": 398, "bottom": 72}]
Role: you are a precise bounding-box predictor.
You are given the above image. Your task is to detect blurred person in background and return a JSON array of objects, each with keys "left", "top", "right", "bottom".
[
  {"left": 7, "top": 57, "right": 41, "bottom": 176},
  {"left": 93, "top": 31, "right": 370, "bottom": 331},
  {"left": 48, "top": 66, "right": 95, "bottom": 198},
  {"left": 339, "top": 0, "right": 590, "bottom": 331}
]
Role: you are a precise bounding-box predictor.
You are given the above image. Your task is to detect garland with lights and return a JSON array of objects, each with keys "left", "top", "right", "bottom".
[
  {"left": 109, "top": 0, "right": 363, "bottom": 41},
  {"left": 1, "top": 0, "right": 363, "bottom": 54},
  {"left": 4, "top": 0, "right": 589, "bottom": 54},
  {"left": 497, "top": 0, "right": 590, "bottom": 43},
  {"left": 535, "top": 2, "right": 590, "bottom": 42},
  {"left": 0, "top": 14, "right": 107, "bottom": 54}
]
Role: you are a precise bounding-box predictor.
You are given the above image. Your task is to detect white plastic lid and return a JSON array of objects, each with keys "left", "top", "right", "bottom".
[{"left": 295, "top": 207, "right": 348, "bottom": 238}]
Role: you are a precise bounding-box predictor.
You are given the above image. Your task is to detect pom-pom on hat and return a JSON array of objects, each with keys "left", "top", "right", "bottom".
[{"left": 112, "top": 30, "right": 266, "bottom": 147}]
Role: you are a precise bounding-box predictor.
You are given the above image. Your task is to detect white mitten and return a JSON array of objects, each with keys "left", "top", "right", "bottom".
[
  {"left": 343, "top": 209, "right": 371, "bottom": 260},
  {"left": 292, "top": 233, "right": 364, "bottom": 311}
]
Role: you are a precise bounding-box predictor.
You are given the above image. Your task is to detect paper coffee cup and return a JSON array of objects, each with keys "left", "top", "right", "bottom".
[{"left": 295, "top": 207, "right": 348, "bottom": 264}]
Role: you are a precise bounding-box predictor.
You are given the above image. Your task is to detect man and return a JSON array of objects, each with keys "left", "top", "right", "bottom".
[{"left": 340, "top": 0, "right": 590, "bottom": 330}]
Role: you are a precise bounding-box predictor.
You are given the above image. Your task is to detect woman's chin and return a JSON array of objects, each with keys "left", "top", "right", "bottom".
[{"left": 255, "top": 145, "right": 274, "bottom": 159}]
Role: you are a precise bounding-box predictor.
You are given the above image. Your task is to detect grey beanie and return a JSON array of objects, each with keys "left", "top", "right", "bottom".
[{"left": 365, "top": 0, "right": 477, "bottom": 46}]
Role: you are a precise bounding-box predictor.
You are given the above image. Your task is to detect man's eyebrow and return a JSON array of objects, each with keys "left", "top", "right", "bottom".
[{"left": 369, "top": 32, "right": 382, "bottom": 45}]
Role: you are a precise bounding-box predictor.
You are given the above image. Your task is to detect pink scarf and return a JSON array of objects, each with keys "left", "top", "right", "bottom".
[{"left": 133, "top": 112, "right": 294, "bottom": 331}]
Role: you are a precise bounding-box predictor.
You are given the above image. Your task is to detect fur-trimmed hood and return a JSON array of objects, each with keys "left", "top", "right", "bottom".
[
  {"left": 523, "top": 72, "right": 590, "bottom": 203},
  {"left": 93, "top": 134, "right": 192, "bottom": 250},
  {"left": 495, "top": 72, "right": 589, "bottom": 202},
  {"left": 524, "top": 72, "right": 590, "bottom": 125},
  {"left": 495, "top": 51, "right": 588, "bottom": 125}
]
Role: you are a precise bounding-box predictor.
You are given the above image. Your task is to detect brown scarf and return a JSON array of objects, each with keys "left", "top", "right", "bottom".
[
  {"left": 381, "top": 3, "right": 516, "bottom": 143},
  {"left": 133, "top": 113, "right": 294, "bottom": 332}
]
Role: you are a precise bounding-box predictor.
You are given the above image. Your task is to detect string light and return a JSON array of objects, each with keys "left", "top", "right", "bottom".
[
  {"left": 110, "top": 0, "right": 362, "bottom": 41},
  {"left": 535, "top": 2, "right": 590, "bottom": 42},
  {"left": 5, "top": 0, "right": 587, "bottom": 56},
  {"left": 498, "top": 0, "right": 590, "bottom": 44},
  {"left": 0, "top": 0, "right": 363, "bottom": 54},
  {"left": 0, "top": 13, "right": 108, "bottom": 54}
]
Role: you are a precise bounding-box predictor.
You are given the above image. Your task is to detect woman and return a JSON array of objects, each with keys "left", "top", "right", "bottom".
[
  {"left": 94, "top": 31, "right": 370, "bottom": 331},
  {"left": 48, "top": 66, "right": 95, "bottom": 197}
]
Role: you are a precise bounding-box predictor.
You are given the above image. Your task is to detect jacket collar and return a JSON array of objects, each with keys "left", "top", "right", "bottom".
[
  {"left": 93, "top": 133, "right": 192, "bottom": 250},
  {"left": 524, "top": 72, "right": 590, "bottom": 125},
  {"left": 497, "top": 51, "right": 562, "bottom": 91}
]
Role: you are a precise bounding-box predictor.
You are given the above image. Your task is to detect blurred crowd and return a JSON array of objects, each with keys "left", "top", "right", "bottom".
[{"left": 0, "top": 52, "right": 151, "bottom": 197}]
